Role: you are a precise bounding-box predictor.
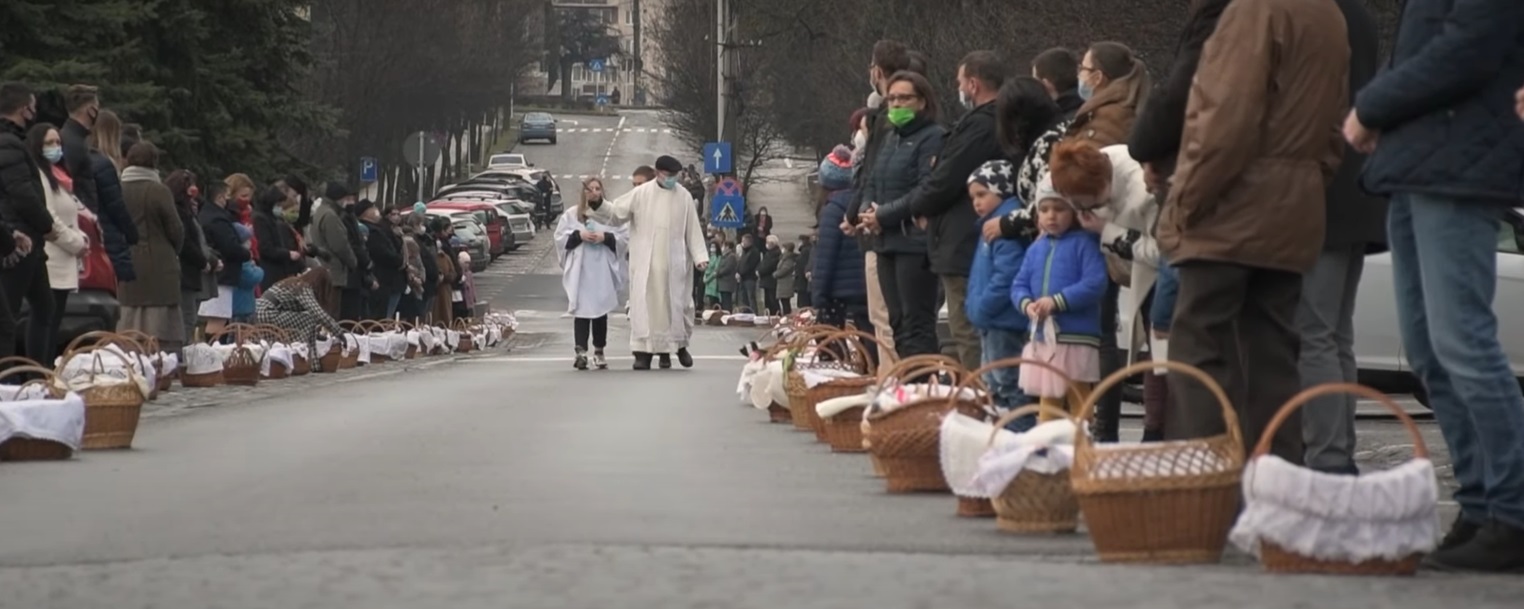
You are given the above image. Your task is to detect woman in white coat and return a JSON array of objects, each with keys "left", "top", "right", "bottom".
[
  {"left": 1045, "top": 139, "right": 1168, "bottom": 441},
  {"left": 555, "top": 178, "right": 627, "bottom": 370},
  {"left": 30, "top": 126, "right": 91, "bottom": 362}
]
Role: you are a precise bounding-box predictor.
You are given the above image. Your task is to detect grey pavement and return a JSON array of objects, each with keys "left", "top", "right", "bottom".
[{"left": 1, "top": 111, "right": 1514, "bottom": 608}]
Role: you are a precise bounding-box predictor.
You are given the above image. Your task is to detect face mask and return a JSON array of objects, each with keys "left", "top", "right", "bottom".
[
  {"left": 42, "top": 145, "right": 63, "bottom": 164},
  {"left": 886, "top": 107, "right": 916, "bottom": 128},
  {"left": 661, "top": 176, "right": 677, "bottom": 189},
  {"left": 1078, "top": 80, "right": 1094, "bottom": 101},
  {"left": 852, "top": 129, "right": 867, "bottom": 151},
  {"left": 958, "top": 89, "right": 974, "bottom": 110},
  {"left": 236, "top": 196, "right": 252, "bottom": 209},
  {"left": 281, "top": 207, "right": 300, "bottom": 222},
  {"left": 187, "top": 185, "right": 201, "bottom": 199}
]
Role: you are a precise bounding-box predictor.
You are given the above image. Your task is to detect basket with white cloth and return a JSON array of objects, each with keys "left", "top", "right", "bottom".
[
  {"left": 864, "top": 355, "right": 985, "bottom": 493},
  {"left": 794, "top": 329, "right": 882, "bottom": 441},
  {"left": 1230, "top": 383, "right": 1437, "bottom": 575},
  {"left": 969, "top": 403, "right": 1081, "bottom": 533},
  {"left": 117, "top": 330, "right": 174, "bottom": 395},
  {"left": 181, "top": 342, "right": 226, "bottom": 386},
  {"left": 52, "top": 346, "right": 147, "bottom": 450},
  {"left": 0, "top": 365, "right": 82, "bottom": 461},
  {"left": 212, "top": 325, "right": 266, "bottom": 386}
]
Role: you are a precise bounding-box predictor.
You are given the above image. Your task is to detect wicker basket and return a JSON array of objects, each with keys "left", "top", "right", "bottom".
[
  {"left": 0, "top": 367, "right": 74, "bottom": 461},
  {"left": 1250, "top": 383, "right": 1429, "bottom": 575},
  {"left": 864, "top": 355, "right": 979, "bottom": 493},
  {"left": 214, "top": 327, "right": 263, "bottom": 387},
  {"left": 118, "top": 330, "right": 172, "bottom": 397},
  {"left": 315, "top": 339, "right": 342, "bottom": 373},
  {"left": 704, "top": 306, "right": 727, "bottom": 326},
  {"left": 56, "top": 348, "right": 146, "bottom": 450},
  {"left": 981, "top": 403, "right": 1082, "bottom": 533},
  {"left": 1071, "top": 360, "right": 1245, "bottom": 564},
  {"left": 453, "top": 318, "right": 476, "bottom": 353},
  {"left": 64, "top": 331, "right": 154, "bottom": 400},
  {"left": 812, "top": 329, "right": 895, "bottom": 452}
]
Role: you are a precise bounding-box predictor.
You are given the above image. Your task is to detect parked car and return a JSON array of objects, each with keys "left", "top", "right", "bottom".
[
  {"left": 473, "top": 167, "right": 562, "bottom": 213},
  {"left": 18, "top": 212, "right": 119, "bottom": 355},
  {"left": 449, "top": 219, "right": 492, "bottom": 273},
  {"left": 439, "top": 196, "right": 535, "bottom": 245},
  {"left": 427, "top": 200, "right": 509, "bottom": 258},
  {"left": 488, "top": 153, "right": 529, "bottom": 169},
  {"left": 519, "top": 112, "right": 558, "bottom": 145}
]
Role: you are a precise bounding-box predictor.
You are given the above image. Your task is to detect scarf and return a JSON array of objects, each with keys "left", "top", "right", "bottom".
[{"left": 120, "top": 166, "right": 161, "bottom": 183}]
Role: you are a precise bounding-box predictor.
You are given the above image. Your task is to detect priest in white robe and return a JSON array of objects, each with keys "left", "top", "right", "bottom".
[{"left": 588, "top": 155, "right": 709, "bottom": 370}]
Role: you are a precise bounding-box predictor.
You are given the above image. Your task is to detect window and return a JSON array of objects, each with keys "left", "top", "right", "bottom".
[{"left": 624, "top": 6, "right": 632, "bottom": 24}]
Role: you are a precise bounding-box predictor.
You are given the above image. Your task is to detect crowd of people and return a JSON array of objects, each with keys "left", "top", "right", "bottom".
[
  {"left": 0, "top": 82, "right": 481, "bottom": 372},
  {"left": 791, "top": 0, "right": 1523, "bottom": 574}
]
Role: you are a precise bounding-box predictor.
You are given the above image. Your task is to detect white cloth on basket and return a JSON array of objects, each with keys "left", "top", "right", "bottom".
[
  {"left": 970, "top": 418, "right": 1077, "bottom": 496},
  {"left": 800, "top": 368, "right": 862, "bottom": 388},
  {"left": 870, "top": 384, "right": 987, "bottom": 415},
  {"left": 1229, "top": 456, "right": 1438, "bottom": 562},
  {"left": 0, "top": 392, "right": 86, "bottom": 450},
  {"left": 260, "top": 343, "right": 296, "bottom": 376},
  {"left": 940, "top": 413, "right": 1023, "bottom": 498},
  {"left": 816, "top": 392, "right": 872, "bottom": 419},
  {"left": 183, "top": 343, "right": 223, "bottom": 375}
]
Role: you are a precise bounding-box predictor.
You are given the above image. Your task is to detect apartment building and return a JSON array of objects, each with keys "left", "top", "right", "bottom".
[{"left": 536, "top": 0, "right": 670, "bottom": 105}]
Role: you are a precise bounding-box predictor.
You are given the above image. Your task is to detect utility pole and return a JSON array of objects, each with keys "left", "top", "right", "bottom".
[
  {"left": 632, "top": 0, "right": 642, "bottom": 105},
  {"left": 716, "top": 0, "right": 728, "bottom": 144}
]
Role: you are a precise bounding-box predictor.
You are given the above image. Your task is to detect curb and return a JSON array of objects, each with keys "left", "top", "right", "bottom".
[{"left": 140, "top": 351, "right": 504, "bottom": 420}]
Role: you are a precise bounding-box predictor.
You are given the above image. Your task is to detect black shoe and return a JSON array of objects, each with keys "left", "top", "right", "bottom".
[
  {"left": 573, "top": 348, "right": 588, "bottom": 370},
  {"left": 658, "top": 353, "right": 672, "bottom": 369},
  {"left": 633, "top": 352, "right": 653, "bottom": 370},
  {"left": 1436, "top": 512, "right": 1484, "bottom": 553},
  {"left": 1424, "top": 519, "right": 1524, "bottom": 573},
  {"left": 677, "top": 348, "right": 693, "bottom": 368},
  {"left": 1141, "top": 428, "right": 1164, "bottom": 443}
]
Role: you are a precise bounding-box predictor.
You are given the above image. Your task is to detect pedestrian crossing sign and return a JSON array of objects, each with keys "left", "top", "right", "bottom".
[{"left": 716, "top": 202, "right": 739, "bottom": 224}]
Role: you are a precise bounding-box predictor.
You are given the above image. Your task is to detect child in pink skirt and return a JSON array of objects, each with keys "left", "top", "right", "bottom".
[{"left": 1010, "top": 176, "right": 1109, "bottom": 419}]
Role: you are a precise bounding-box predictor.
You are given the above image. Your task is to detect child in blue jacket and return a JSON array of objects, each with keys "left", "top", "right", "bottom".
[
  {"left": 1011, "top": 175, "right": 1108, "bottom": 418},
  {"left": 964, "top": 160, "right": 1032, "bottom": 428}
]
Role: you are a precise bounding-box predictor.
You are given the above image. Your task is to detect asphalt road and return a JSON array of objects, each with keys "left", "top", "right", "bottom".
[{"left": 1, "top": 111, "right": 1516, "bottom": 608}]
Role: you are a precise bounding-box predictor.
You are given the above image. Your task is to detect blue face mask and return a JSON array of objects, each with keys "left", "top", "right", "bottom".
[
  {"left": 1078, "top": 80, "right": 1095, "bottom": 101},
  {"left": 661, "top": 176, "right": 678, "bottom": 189},
  {"left": 43, "top": 146, "right": 63, "bottom": 164}
]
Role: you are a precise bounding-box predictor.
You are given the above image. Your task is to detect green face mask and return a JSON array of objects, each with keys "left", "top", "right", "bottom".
[
  {"left": 887, "top": 107, "right": 916, "bottom": 127},
  {"left": 280, "top": 207, "right": 300, "bottom": 223}
]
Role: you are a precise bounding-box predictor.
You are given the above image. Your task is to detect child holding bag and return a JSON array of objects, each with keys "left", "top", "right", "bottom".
[{"left": 1010, "top": 175, "right": 1108, "bottom": 418}]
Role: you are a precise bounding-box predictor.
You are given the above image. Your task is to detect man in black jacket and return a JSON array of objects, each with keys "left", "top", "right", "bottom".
[
  {"left": 1295, "top": 0, "right": 1383, "bottom": 477},
  {"left": 1032, "top": 48, "right": 1083, "bottom": 119},
  {"left": 0, "top": 83, "right": 35, "bottom": 361},
  {"left": 60, "top": 85, "right": 101, "bottom": 213},
  {"left": 361, "top": 203, "right": 405, "bottom": 320},
  {"left": 863, "top": 50, "right": 1005, "bottom": 371},
  {"left": 735, "top": 233, "right": 761, "bottom": 312}
]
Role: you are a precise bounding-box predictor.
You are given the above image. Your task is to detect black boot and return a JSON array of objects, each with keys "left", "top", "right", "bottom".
[
  {"left": 633, "top": 352, "right": 653, "bottom": 370},
  {"left": 676, "top": 348, "right": 694, "bottom": 368},
  {"left": 1141, "top": 428, "right": 1164, "bottom": 443},
  {"left": 573, "top": 347, "right": 588, "bottom": 370},
  {"left": 658, "top": 353, "right": 672, "bottom": 369},
  {"left": 1424, "top": 519, "right": 1524, "bottom": 573},
  {"left": 1436, "top": 512, "right": 1483, "bottom": 553}
]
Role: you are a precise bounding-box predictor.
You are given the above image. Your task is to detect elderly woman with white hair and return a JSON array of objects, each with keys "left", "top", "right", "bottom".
[{"left": 757, "top": 234, "right": 782, "bottom": 315}]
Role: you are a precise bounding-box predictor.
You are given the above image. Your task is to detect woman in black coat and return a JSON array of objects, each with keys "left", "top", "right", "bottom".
[{"left": 252, "top": 186, "right": 306, "bottom": 289}]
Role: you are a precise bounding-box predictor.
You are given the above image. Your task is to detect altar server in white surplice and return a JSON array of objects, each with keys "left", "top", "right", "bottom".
[
  {"left": 555, "top": 177, "right": 628, "bottom": 371},
  {"left": 587, "top": 155, "right": 708, "bottom": 370}
]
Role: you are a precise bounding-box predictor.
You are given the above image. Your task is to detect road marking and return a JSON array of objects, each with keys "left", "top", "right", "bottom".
[
  {"left": 554, "top": 127, "right": 674, "bottom": 134},
  {"left": 463, "top": 355, "right": 748, "bottom": 363},
  {"left": 599, "top": 115, "right": 626, "bottom": 179}
]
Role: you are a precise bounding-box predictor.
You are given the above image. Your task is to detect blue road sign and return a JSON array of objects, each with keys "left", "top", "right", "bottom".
[
  {"left": 595, "top": 94, "right": 609, "bottom": 107},
  {"left": 702, "top": 141, "right": 733, "bottom": 175},
  {"left": 588, "top": 58, "right": 605, "bottom": 73},
  {"left": 710, "top": 177, "right": 744, "bottom": 229},
  {"left": 360, "top": 157, "right": 378, "bottom": 183}
]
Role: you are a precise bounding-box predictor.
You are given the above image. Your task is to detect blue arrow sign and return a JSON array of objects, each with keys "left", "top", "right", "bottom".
[
  {"left": 710, "top": 177, "right": 744, "bottom": 229},
  {"left": 702, "top": 141, "right": 732, "bottom": 175},
  {"left": 359, "top": 157, "right": 378, "bottom": 183},
  {"left": 588, "top": 58, "right": 605, "bottom": 73},
  {"left": 595, "top": 94, "right": 609, "bottom": 107}
]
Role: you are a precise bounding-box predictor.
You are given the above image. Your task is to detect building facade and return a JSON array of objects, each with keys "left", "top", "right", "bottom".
[{"left": 534, "top": 0, "right": 669, "bottom": 106}]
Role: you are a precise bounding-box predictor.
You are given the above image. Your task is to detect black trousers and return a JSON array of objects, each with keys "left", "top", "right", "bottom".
[
  {"left": 1, "top": 252, "right": 53, "bottom": 363},
  {"left": 692, "top": 270, "right": 705, "bottom": 315},
  {"left": 574, "top": 315, "right": 608, "bottom": 350},
  {"left": 877, "top": 251, "right": 940, "bottom": 359},
  {"left": 762, "top": 286, "right": 779, "bottom": 315},
  {"left": 1165, "top": 261, "right": 1304, "bottom": 464},
  {"left": 338, "top": 287, "right": 364, "bottom": 322},
  {"left": 1093, "top": 280, "right": 1123, "bottom": 442},
  {"left": 719, "top": 291, "right": 733, "bottom": 311},
  {"left": 775, "top": 296, "right": 793, "bottom": 315}
]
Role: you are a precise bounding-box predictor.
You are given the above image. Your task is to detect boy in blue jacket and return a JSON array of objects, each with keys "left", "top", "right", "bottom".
[{"left": 964, "top": 160, "right": 1032, "bottom": 429}]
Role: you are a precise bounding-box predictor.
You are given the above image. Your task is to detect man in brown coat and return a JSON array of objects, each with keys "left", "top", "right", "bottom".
[{"left": 1155, "top": 0, "right": 1349, "bottom": 463}]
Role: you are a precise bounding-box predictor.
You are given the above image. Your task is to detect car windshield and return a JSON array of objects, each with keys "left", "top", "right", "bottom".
[
  {"left": 489, "top": 154, "right": 525, "bottom": 166},
  {"left": 525, "top": 113, "right": 552, "bottom": 123}
]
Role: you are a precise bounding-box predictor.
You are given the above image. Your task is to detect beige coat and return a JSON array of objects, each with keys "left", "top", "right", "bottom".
[{"left": 40, "top": 170, "right": 89, "bottom": 291}]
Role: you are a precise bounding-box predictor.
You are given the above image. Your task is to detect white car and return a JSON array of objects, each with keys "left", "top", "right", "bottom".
[{"left": 487, "top": 153, "right": 529, "bottom": 169}]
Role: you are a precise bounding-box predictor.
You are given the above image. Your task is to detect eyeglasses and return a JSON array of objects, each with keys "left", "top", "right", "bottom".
[{"left": 884, "top": 94, "right": 920, "bottom": 104}]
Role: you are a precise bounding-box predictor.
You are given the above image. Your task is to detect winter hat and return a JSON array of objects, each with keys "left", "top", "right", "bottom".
[
  {"left": 324, "top": 182, "right": 352, "bottom": 201},
  {"left": 1032, "top": 172, "right": 1074, "bottom": 209},
  {"left": 968, "top": 160, "right": 1016, "bottom": 200},
  {"left": 818, "top": 145, "right": 853, "bottom": 191},
  {"left": 654, "top": 155, "right": 683, "bottom": 174},
  {"left": 354, "top": 198, "right": 375, "bottom": 218},
  {"left": 412, "top": 201, "right": 427, "bottom": 216}
]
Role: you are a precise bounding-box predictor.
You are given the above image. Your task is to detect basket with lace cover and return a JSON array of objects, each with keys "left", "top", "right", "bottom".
[
  {"left": 943, "top": 358, "right": 1079, "bottom": 519},
  {"left": 1229, "top": 383, "right": 1437, "bottom": 575},
  {"left": 863, "top": 355, "right": 986, "bottom": 493},
  {"left": 781, "top": 326, "right": 856, "bottom": 435},
  {"left": 52, "top": 346, "right": 148, "bottom": 450}
]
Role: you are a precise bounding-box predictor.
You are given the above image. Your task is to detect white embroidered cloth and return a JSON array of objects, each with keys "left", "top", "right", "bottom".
[
  {"left": 870, "top": 384, "right": 987, "bottom": 415},
  {"left": 816, "top": 393, "right": 872, "bottom": 419},
  {"left": 260, "top": 343, "right": 296, "bottom": 376},
  {"left": 970, "top": 419, "right": 1077, "bottom": 496},
  {"left": 183, "top": 343, "right": 223, "bottom": 375},
  {"left": 0, "top": 392, "right": 86, "bottom": 450},
  {"left": 1230, "top": 456, "right": 1438, "bottom": 562},
  {"left": 800, "top": 368, "right": 863, "bottom": 388},
  {"left": 941, "top": 413, "right": 1024, "bottom": 498}
]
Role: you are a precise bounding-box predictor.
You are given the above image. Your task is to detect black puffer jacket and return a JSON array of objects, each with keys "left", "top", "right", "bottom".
[
  {"left": 89, "top": 150, "right": 139, "bottom": 281},
  {"left": 869, "top": 115, "right": 945, "bottom": 255},
  {"left": 199, "top": 202, "right": 249, "bottom": 287},
  {"left": 0, "top": 118, "right": 50, "bottom": 250},
  {"left": 880, "top": 102, "right": 1001, "bottom": 276}
]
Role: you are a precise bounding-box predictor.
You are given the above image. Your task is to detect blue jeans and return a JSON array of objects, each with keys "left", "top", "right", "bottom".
[
  {"left": 1390, "top": 193, "right": 1524, "bottom": 528},
  {"left": 1151, "top": 253, "right": 1179, "bottom": 333},
  {"left": 980, "top": 328, "right": 1034, "bottom": 432}
]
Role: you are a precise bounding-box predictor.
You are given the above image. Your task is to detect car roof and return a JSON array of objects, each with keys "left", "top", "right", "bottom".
[{"left": 428, "top": 200, "right": 499, "bottom": 210}]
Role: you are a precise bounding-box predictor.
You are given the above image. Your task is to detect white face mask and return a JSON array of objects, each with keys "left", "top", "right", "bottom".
[
  {"left": 958, "top": 88, "right": 974, "bottom": 110},
  {"left": 852, "top": 129, "right": 867, "bottom": 151}
]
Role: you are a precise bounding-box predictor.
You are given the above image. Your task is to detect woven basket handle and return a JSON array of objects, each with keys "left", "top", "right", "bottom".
[
  {"left": 63, "top": 331, "right": 144, "bottom": 357},
  {"left": 818, "top": 328, "right": 893, "bottom": 374},
  {"left": 57, "top": 345, "right": 139, "bottom": 384},
  {"left": 0, "top": 356, "right": 43, "bottom": 371},
  {"left": 116, "top": 329, "right": 161, "bottom": 354},
  {"left": 985, "top": 402, "right": 1076, "bottom": 448},
  {"left": 1073, "top": 360, "right": 1243, "bottom": 462},
  {"left": 954, "top": 356, "right": 1085, "bottom": 414},
  {"left": 876, "top": 354, "right": 960, "bottom": 384},
  {"left": 0, "top": 364, "right": 59, "bottom": 386},
  {"left": 1255, "top": 382, "right": 1428, "bottom": 460}
]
